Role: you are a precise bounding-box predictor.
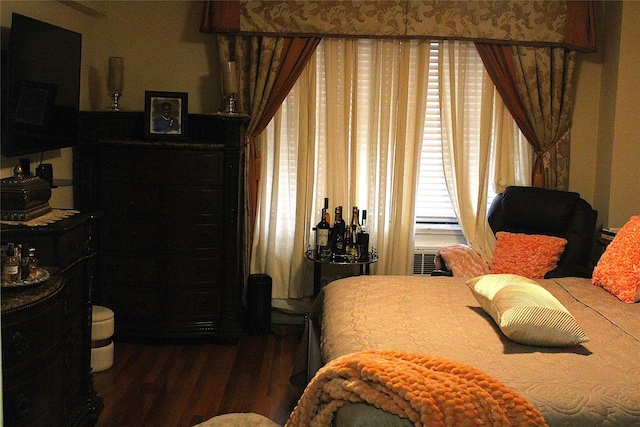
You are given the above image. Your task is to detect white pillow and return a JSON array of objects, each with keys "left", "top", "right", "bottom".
[{"left": 466, "top": 274, "right": 589, "bottom": 347}]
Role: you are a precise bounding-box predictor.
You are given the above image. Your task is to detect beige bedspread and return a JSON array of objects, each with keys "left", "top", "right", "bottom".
[{"left": 311, "top": 276, "right": 640, "bottom": 426}]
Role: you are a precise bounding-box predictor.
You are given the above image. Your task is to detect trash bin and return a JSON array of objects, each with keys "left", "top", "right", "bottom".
[{"left": 246, "top": 274, "right": 272, "bottom": 335}]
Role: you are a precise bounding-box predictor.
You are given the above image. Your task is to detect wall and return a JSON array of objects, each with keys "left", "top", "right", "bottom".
[
  {"left": 605, "top": 1, "right": 640, "bottom": 227},
  {"left": 88, "top": 1, "right": 220, "bottom": 113},
  {"left": 1, "top": 0, "right": 222, "bottom": 208},
  {"left": 1, "top": 1, "right": 638, "bottom": 225},
  {"left": 576, "top": 1, "right": 640, "bottom": 229}
]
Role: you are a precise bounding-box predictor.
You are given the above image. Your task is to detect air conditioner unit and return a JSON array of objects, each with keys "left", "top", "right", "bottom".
[
  {"left": 413, "top": 249, "right": 438, "bottom": 275},
  {"left": 413, "top": 224, "right": 464, "bottom": 275}
]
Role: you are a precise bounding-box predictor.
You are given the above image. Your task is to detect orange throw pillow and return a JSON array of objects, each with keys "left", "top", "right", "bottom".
[
  {"left": 490, "top": 232, "right": 567, "bottom": 279},
  {"left": 592, "top": 216, "right": 640, "bottom": 303}
]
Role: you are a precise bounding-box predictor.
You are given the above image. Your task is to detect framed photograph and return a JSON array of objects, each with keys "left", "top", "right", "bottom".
[
  {"left": 12, "top": 81, "right": 58, "bottom": 126},
  {"left": 144, "top": 91, "right": 188, "bottom": 140}
]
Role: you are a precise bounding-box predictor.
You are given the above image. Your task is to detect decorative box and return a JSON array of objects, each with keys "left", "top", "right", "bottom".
[{"left": 1, "top": 165, "right": 52, "bottom": 221}]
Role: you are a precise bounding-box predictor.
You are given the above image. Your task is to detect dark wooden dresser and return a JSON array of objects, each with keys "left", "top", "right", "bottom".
[
  {"left": 74, "top": 112, "right": 247, "bottom": 342},
  {"left": 1, "top": 211, "right": 102, "bottom": 427}
]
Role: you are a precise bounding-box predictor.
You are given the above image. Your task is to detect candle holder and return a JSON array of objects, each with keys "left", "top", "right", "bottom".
[
  {"left": 220, "top": 61, "right": 242, "bottom": 115},
  {"left": 109, "top": 91, "right": 122, "bottom": 111},
  {"left": 107, "top": 57, "right": 124, "bottom": 111},
  {"left": 224, "top": 92, "right": 238, "bottom": 114}
]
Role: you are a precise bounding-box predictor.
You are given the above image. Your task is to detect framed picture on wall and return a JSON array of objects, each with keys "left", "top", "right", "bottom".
[{"left": 144, "top": 91, "right": 188, "bottom": 140}]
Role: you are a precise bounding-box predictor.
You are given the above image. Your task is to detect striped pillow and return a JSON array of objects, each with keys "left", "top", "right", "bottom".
[{"left": 467, "top": 274, "right": 589, "bottom": 347}]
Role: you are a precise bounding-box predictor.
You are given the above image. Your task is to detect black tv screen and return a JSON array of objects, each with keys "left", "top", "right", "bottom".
[{"left": 1, "top": 13, "right": 82, "bottom": 157}]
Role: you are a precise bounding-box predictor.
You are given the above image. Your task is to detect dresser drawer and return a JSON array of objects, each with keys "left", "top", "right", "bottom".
[
  {"left": 60, "top": 261, "right": 87, "bottom": 314},
  {"left": 58, "top": 222, "right": 95, "bottom": 270},
  {"left": 99, "top": 219, "right": 222, "bottom": 252},
  {"left": 3, "top": 354, "right": 64, "bottom": 427},
  {"left": 100, "top": 251, "right": 222, "bottom": 287},
  {"left": 99, "top": 182, "right": 223, "bottom": 218},
  {"left": 2, "top": 291, "right": 63, "bottom": 373},
  {"left": 99, "top": 146, "right": 224, "bottom": 184},
  {"left": 60, "top": 307, "right": 87, "bottom": 422}
]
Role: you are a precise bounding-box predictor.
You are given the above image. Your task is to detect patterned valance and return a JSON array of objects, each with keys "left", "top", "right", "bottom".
[{"left": 201, "top": 1, "right": 596, "bottom": 52}]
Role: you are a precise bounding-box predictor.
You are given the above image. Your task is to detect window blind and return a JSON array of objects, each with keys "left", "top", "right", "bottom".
[{"left": 415, "top": 42, "right": 456, "bottom": 222}]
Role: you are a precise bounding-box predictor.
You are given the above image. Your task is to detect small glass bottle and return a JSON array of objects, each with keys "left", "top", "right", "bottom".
[
  {"left": 21, "top": 245, "right": 30, "bottom": 280},
  {"left": 3, "top": 243, "right": 20, "bottom": 283},
  {"left": 27, "top": 247, "right": 39, "bottom": 279}
]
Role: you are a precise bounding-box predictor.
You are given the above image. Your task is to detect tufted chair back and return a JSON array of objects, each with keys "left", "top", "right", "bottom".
[{"left": 487, "top": 186, "right": 598, "bottom": 278}]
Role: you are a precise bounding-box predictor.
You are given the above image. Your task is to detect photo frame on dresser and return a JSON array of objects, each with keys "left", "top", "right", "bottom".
[{"left": 144, "top": 91, "right": 188, "bottom": 140}]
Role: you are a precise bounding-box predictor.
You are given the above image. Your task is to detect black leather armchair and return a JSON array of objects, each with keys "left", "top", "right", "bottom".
[{"left": 433, "top": 186, "right": 598, "bottom": 278}]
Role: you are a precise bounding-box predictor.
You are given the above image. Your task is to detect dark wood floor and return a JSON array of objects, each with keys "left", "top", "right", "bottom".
[{"left": 92, "top": 324, "right": 305, "bottom": 427}]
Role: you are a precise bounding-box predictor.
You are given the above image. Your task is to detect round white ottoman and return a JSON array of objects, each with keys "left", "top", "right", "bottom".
[{"left": 91, "top": 305, "right": 115, "bottom": 373}]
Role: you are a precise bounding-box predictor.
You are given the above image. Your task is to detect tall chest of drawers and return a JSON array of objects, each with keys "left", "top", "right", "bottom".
[
  {"left": 74, "top": 112, "right": 246, "bottom": 342},
  {"left": 1, "top": 211, "right": 102, "bottom": 427}
]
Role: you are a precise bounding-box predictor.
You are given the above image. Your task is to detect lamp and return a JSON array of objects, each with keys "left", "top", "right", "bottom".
[
  {"left": 221, "top": 61, "right": 238, "bottom": 114},
  {"left": 107, "top": 57, "right": 124, "bottom": 111}
]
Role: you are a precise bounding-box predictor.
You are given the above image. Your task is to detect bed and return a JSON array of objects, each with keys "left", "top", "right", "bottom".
[{"left": 290, "top": 275, "right": 640, "bottom": 426}]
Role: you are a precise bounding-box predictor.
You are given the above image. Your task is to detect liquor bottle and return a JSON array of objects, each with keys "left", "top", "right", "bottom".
[
  {"left": 344, "top": 224, "right": 352, "bottom": 259},
  {"left": 315, "top": 207, "right": 331, "bottom": 260},
  {"left": 27, "top": 247, "right": 39, "bottom": 279},
  {"left": 351, "top": 206, "right": 360, "bottom": 240},
  {"left": 350, "top": 206, "right": 360, "bottom": 235},
  {"left": 2, "top": 243, "right": 20, "bottom": 283},
  {"left": 346, "top": 224, "right": 359, "bottom": 262},
  {"left": 358, "top": 209, "right": 370, "bottom": 261},
  {"left": 331, "top": 206, "right": 346, "bottom": 261}
]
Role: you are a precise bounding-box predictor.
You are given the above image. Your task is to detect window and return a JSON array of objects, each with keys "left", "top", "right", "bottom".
[
  {"left": 267, "top": 39, "right": 522, "bottom": 227},
  {"left": 254, "top": 38, "right": 534, "bottom": 292}
]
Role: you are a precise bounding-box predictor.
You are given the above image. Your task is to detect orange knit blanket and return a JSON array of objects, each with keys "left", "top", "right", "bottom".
[{"left": 286, "top": 350, "right": 547, "bottom": 427}]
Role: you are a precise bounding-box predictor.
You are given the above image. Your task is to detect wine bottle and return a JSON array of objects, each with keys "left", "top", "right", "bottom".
[
  {"left": 336, "top": 206, "right": 346, "bottom": 233},
  {"left": 358, "top": 209, "right": 370, "bottom": 261},
  {"left": 331, "top": 206, "right": 346, "bottom": 261},
  {"left": 324, "top": 197, "right": 331, "bottom": 224},
  {"left": 316, "top": 207, "right": 331, "bottom": 260}
]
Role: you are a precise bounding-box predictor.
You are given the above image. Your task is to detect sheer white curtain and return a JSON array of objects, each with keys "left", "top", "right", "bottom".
[
  {"left": 252, "top": 39, "right": 532, "bottom": 301},
  {"left": 250, "top": 60, "right": 317, "bottom": 301},
  {"left": 439, "top": 41, "right": 532, "bottom": 264},
  {"left": 252, "top": 39, "right": 430, "bottom": 300}
]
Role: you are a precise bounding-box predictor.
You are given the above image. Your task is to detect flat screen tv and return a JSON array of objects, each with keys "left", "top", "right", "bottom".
[{"left": 1, "top": 13, "right": 82, "bottom": 157}]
